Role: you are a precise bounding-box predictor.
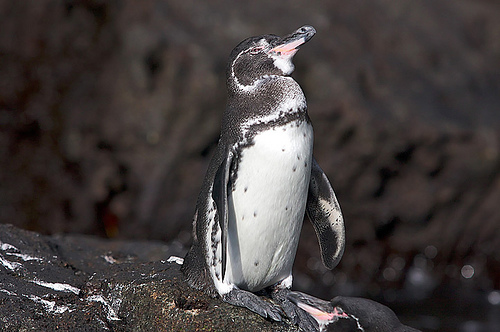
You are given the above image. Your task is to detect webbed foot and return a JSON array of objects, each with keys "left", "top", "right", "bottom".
[
  {"left": 272, "top": 288, "right": 319, "bottom": 331},
  {"left": 222, "top": 288, "right": 282, "bottom": 322}
]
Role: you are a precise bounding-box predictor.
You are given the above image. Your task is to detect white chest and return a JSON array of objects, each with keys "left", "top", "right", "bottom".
[{"left": 224, "top": 120, "right": 313, "bottom": 291}]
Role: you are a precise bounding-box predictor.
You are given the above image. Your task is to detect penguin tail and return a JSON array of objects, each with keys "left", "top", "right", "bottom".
[{"left": 181, "top": 245, "right": 219, "bottom": 297}]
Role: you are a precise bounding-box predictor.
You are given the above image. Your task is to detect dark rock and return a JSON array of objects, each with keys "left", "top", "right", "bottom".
[{"left": 0, "top": 224, "right": 298, "bottom": 331}]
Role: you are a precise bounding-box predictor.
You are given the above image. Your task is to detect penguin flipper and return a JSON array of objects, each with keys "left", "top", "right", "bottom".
[
  {"left": 212, "top": 148, "right": 233, "bottom": 281},
  {"left": 306, "top": 157, "right": 345, "bottom": 269}
]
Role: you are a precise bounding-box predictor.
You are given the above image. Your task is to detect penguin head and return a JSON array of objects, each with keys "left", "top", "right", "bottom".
[
  {"left": 287, "top": 292, "right": 420, "bottom": 332},
  {"left": 227, "top": 25, "right": 316, "bottom": 92}
]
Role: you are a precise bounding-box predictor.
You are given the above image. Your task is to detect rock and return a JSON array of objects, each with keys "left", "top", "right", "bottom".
[
  {"left": 0, "top": 224, "right": 298, "bottom": 331},
  {"left": 1, "top": 0, "right": 499, "bottom": 311}
]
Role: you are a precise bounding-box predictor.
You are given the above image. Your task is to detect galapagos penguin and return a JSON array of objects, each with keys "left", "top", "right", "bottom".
[
  {"left": 287, "top": 291, "right": 422, "bottom": 331},
  {"left": 181, "top": 25, "right": 345, "bottom": 330}
]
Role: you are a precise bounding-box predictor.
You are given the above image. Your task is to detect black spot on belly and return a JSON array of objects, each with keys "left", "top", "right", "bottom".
[
  {"left": 297, "top": 155, "right": 301, "bottom": 160},
  {"left": 304, "top": 161, "right": 308, "bottom": 168},
  {"left": 282, "top": 148, "right": 285, "bottom": 152},
  {"left": 292, "top": 165, "right": 297, "bottom": 172},
  {"left": 253, "top": 211, "right": 257, "bottom": 217},
  {"left": 244, "top": 186, "right": 248, "bottom": 193},
  {"left": 254, "top": 261, "right": 259, "bottom": 267},
  {"left": 285, "top": 206, "right": 288, "bottom": 211},
  {"left": 303, "top": 133, "right": 306, "bottom": 137}
]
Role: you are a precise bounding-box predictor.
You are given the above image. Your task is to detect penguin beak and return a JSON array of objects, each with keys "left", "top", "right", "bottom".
[{"left": 269, "top": 25, "right": 316, "bottom": 57}]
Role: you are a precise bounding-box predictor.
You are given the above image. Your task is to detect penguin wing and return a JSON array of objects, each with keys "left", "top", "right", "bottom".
[
  {"left": 212, "top": 147, "right": 234, "bottom": 280},
  {"left": 306, "top": 157, "right": 345, "bottom": 269}
]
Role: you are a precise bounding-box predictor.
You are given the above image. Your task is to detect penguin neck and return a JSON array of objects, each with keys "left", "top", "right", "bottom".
[
  {"left": 223, "top": 76, "right": 308, "bottom": 145},
  {"left": 228, "top": 74, "right": 295, "bottom": 96}
]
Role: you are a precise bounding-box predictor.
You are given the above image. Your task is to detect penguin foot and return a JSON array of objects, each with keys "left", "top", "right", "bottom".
[
  {"left": 222, "top": 289, "right": 282, "bottom": 322},
  {"left": 272, "top": 288, "right": 320, "bottom": 331}
]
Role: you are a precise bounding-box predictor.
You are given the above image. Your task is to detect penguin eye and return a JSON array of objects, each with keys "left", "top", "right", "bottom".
[{"left": 249, "top": 46, "right": 263, "bottom": 55}]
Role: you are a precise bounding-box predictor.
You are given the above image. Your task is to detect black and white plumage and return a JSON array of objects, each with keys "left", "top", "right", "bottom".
[
  {"left": 287, "top": 291, "right": 422, "bottom": 332},
  {"left": 181, "top": 25, "right": 345, "bottom": 329}
]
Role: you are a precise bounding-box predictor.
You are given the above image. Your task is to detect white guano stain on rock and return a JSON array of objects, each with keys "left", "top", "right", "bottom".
[
  {"left": 0, "top": 241, "right": 23, "bottom": 271},
  {"left": 86, "top": 294, "right": 121, "bottom": 321},
  {"left": 0, "top": 242, "right": 18, "bottom": 251},
  {"left": 1, "top": 240, "right": 44, "bottom": 270},
  {"left": 30, "top": 279, "right": 81, "bottom": 295},
  {"left": 0, "top": 255, "right": 22, "bottom": 271},
  {"left": 6, "top": 252, "right": 43, "bottom": 262},
  {"left": 0, "top": 288, "right": 17, "bottom": 296},
  {"left": 103, "top": 254, "right": 117, "bottom": 264},
  {"left": 25, "top": 294, "right": 74, "bottom": 314},
  {"left": 166, "top": 256, "right": 184, "bottom": 265}
]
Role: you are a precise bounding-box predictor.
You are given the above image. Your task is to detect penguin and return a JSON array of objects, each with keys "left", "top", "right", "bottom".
[
  {"left": 287, "top": 291, "right": 422, "bottom": 332},
  {"left": 181, "top": 25, "right": 345, "bottom": 330}
]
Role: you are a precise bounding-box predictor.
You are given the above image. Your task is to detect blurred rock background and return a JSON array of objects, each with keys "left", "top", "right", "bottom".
[{"left": 1, "top": 1, "right": 499, "bottom": 330}]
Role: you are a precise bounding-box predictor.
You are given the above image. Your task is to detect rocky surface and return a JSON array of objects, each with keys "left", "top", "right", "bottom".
[
  {"left": 0, "top": 1, "right": 499, "bottom": 329},
  {"left": 0, "top": 224, "right": 301, "bottom": 331}
]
